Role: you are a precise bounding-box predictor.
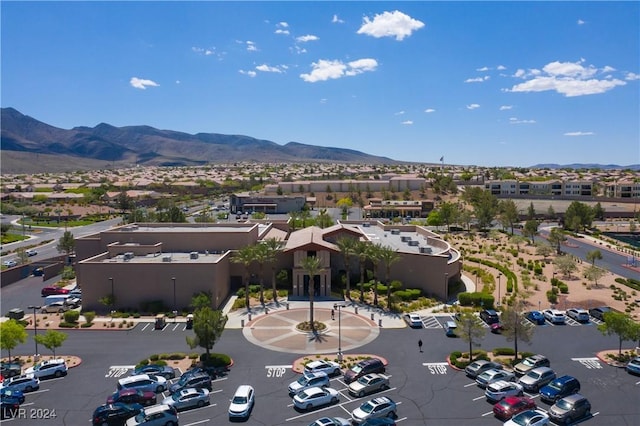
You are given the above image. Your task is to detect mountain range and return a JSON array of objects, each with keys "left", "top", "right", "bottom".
[
  {"left": 0, "top": 107, "right": 396, "bottom": 173},
  {"left": 1, "top": 108, "right": 637, "bottom": 174}
]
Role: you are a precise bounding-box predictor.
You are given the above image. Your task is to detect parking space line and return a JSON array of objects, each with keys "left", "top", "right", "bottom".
[
  {"left": 421, "top": 316, "right": 441, "bottom": 328},
  {"left": 482, "top": 410, "right": 494, "bottom": 416},
  {"left": 464, "top": 382, "right": 476, "bottom": 388},
  {"left": 140, "top": 323, "right": 150, "bottom": 331},
  {"left": 472, "top": 395, "right": 485, "bottom": 401},
  {"left": 183, "top": 420, "right": 211, "bottom": 426}
]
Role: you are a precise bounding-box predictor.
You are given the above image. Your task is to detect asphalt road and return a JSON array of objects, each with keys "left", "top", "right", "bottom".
[{"left": 3, "top": 311, "right": 640, "bottom": 426}]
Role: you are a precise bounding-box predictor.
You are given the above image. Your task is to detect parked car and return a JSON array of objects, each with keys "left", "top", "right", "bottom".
[
  {"left": 344, "top": 358, "right": 386, "bottom": 384},
  {"left": 351, "top": 396, "right": 397, "bottom": 424},
  {"left": 543, "top": 309, "right": 566, "bottom": 325},
  {"left": 358, "top": 419, "right": 396, "bottom": 426},
  {"left": 69, "top": 289, "right": 83, "bottom": 298},
  {"left": 493, "top": 396, "right": 536, "bottom": 420},
  {"left": 444, "top": 321, "right": 458, "bottom": 337},
  {"left": 589, "top": 306, "right": 612, "bottom": 321},
  {"left": 24, "top": 358, "right": 67, "bottom": 378},
  {"left": 40, "top": 301, "right": 70, "bottom": 314},
  {"left": 64, "top": 297, "right": 82, "bottom": 309},
  {"left": 2, "top": 260, "right": 17, "bottom": 268},
  {"left": 566, "top": 308, "right": 590, "bottom": 323},
  {"left": 479, "top": 309, "right": 500, "bottom": 327},
  {"left": 539, "top": 375, "right": 581, "bottom": 403},
  {"left": 1, "top": 398, "right": 20, "bottom": 420},
  {"left": 504, "top": 409, "right": 550, "bottom": 426},
  {"left": 133, "top": 364, "right": 175, "bottom": 380},
  {"left": 485, "top": 380, "right": 524, "bottom": 403},
  {"left": 168, "top": 371, "right": 211, "bottom": 394},
  {"left": 476, "top": 369, "right": 515, "bottom": 388},
  {"left": 125, "top": 404, "right": 178, "bottom": 426},
  {"left": 625, "top": 356, "right": 640, "bottom": 375},
  {"left": 25, "top": 249, "right": 37, "bottom": 257},
  {"left": 465, "top": 360, "right": 503, "bottom": 379},
  {"left": 525, "top": 311, "right": 546, "bottom": 325},
  {"left": 304, "top": 360, "right": 341, "bottom": 377},
  {"left": 348, "top": 373, "right": 390, "bottom": 397},
  {"left": 107, "top": 388, "right": 157, "bottom": 407},
  {"left": 0, "top": 362, "right": 22, "bottom": 379},
  {"left": 288, "top": 372, "right": 329, "bottom": 396},
  {"left": 41, "top": 286, "right": 69, "bottom": 297},
  {"left": 514, "top": 355, "right": 550, "bottom": 376},
  {"left": 0, "top": 388, "right": 25, "bottom": 404},
  {"left": 162, "top": 387, "right": 210, "bottom": 411},
  {"left": 228, "top": 385, "right": 255, "bottom": 420},
  {"left": 548, "top": 394, "right": 591, "bottom": 424},
  {"left": 0, "top": 375, "right": 40, "bottom": 393},
  {"left": 307, "top": 417, "right": 351, "bottom": 426},
  {"left": 117, "top": 374, "right": 167, "bottom": 394},
  {"left": 518, "top": 367, "right": 556, "bottom": 392},
  {"left": 403, "top": 313, "right": 423, "bottom": 328},
  {"left": 92, "top": 403, "right": 144, "bottom": 426},
  {"left": 293, "top": 386, "right": 340, "bottom": 411}
]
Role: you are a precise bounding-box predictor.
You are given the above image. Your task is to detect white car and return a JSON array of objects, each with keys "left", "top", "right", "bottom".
[
  {"left": 3, "top": 259, "right": 17, "bottom": 268},
  {"left": 484, "top": 380, "right": 524, "bottom": 402},
  {"left": 566, "top": 308, "right": 590, "bottom": 323},
  {"left": 475, "top": 369, "right": 515, "bottom": 388},
  {"left": 504, "top": 409, "right": 550, "bottom": 426},
  {"left": 25, "top": 249, "right": 37, "bottom": 257},
  {"left": 293, "top": 386, "right": 340, "bottom": 411},
  {"left": 308, "top": 417, "right": 351, "bottom": 426},
  {"left": 0, "top": 375, "right": 40, "bottom": 392},
  {"left": 228, "top": 385, "right": 254, "bottom": 420},
  {"left": 303, "top": 360, "right": 341, "bottom": 377},
  {"left": 543, "top": 309, "right": 566, "bottom": 325},
  {"left": 288, "top": 372, "right": 329, "bottom": 395},
  {"left": 24, "top": 359, "right": 67, "bottom": 379},
  {"left": 40, "top": 301, "right": 70, "bottom": 314},
  {"left": 404, "top": 313, "right": 423, "bottom": 328},
  {"left": 125, "top": 404, "right": 178, "bottom": 426},
  {"left": 348, "top": 373, "right": 390, "bottom": 397},
  {"left": 161, "top": 387, "right": 210, "bottom": 411}
]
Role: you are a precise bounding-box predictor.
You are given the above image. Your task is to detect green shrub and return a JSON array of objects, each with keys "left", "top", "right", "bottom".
[
  {"left": 558, "top": 283, "right": 569, "bottom": 294},
  {"left": 200, "top": 353, "right": 231, "bottom": 367},
  {"left": 83, "top": 311, "right": 96, "bottom": 324},
  {"left": 149, "top": 354, "right": 160, "bottom": 361},
  {"left": 59, "top": 322, "right": 79, "bottom": 328},
  {"left": 493, "top": 347, "right": 515, "bottom": 356},
  {"left": 546, "top": 290, "right": 558, "bottom": 304},
  {"left": 138, "top": 359, "right": 150, "bottom": 366},
  {"left": 458, "top": 292, "right": 495, "bottom": 308},
  {"left": 63, "top": 310, "right": 80, "bottom": 323}
]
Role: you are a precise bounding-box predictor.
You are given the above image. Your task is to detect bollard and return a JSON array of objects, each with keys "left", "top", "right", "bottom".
[
  {"left": 286, "top": 303, "right": 289, "bottom": 310},
  {"left": 355, "top": 307, "right": 358, "bottom": 314},
  {"left": 370, "top": 313, "right": 375, "bottom": 321},
  {"left": 378, "top": 319, "right": 382, "bottom": 327},
  {"left": 265, "top": 308, "right": 269, "bottom": 314},
  {"left": 248, "top": 313, "right": 252, "bottom": 321},
  {"left": 241, "top": 319, "right": 245, "bottom": 327}
]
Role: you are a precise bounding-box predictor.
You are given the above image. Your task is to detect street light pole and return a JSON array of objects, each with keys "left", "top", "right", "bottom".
[
  {"left": 334, "top": 304, "right": 345, "bottom": 361},
  {"left": 497, "top": 273, "right": 502, "bottom": 306},
  {"left": 27, "top": 305, "right": 41, "bottom": 360},
  {"left": 108, "top": 277, "right": 114, "bottom": 311},
  {"left": 172, "top": 277, "right": 177, "bottom": 323}
]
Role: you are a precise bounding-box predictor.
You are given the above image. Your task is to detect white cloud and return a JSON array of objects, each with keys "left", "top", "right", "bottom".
[
  {"left": 466, "top": 104, "right": 480, "bottom": 110},
  {"left": 332, "top": 14, "right": 344, "bottom": 24},
  {"left": 465, "top": 76, "right": 490, "bottom": 83},
  {"left": 497, "top": 65, "right": 506, "bottom": 70},
  {"left": 424, "top": 108, "right": 436, "bottom": 113},
  {"left": 130, "top": 77, "right": 159, "bottom": 90},
  {"left": 401, "top": 120, "right": 413, "bottom": 125},
  {"left": 626, "top": 72, "right": 640, "bottom": 80},
  {"left": 296, "top": 34, "right": 319, "bottom": 43},
  {"left": 394, "top": 111, "right": 405, "bottom": 115},
  {"left": 320, "top": 98, "right": 328, "bottom": 104},
  {"left": 508, "top": 59, "right": 626, "bottom": 97},
  {"left": 300, "top": 58, "right": 378, "bottom": 82},
  {"left": 476, "top": 66, "right": 490, "bottom": 72},
  {"left": 499, "top": 105, "right": 513, "bottom": 111},
  {"left": 564, "top": 131, "right": 594, "bottom": 136},
  {"left": 175, "top": 80, "right": 180, "bottom": 85},
  {"left": 239, "top": 70, "right": 257, "bottom": 78},
  {"left": 245, "top": 41, "right": 258, "bottom": 52},
  {"left": 357, "top": 10, "right": 425, "bottom": 41},
  {"left": 255, "top": 64, "right": 285, "bottom": 73},
  {"left": 509, "top": 117, "right": 536, "bottom": 124},
  {"left": 577, "top": 19, "right": 586, "bottom": 25},
  {"left": 192, "top": 46, "right": 215, "bottom": 56},
  {"left": 277, "top": 21, "right": 289, "bottom": 28},
  {"left": 275, "top": 29, "right": 290, "bottom": 35}
]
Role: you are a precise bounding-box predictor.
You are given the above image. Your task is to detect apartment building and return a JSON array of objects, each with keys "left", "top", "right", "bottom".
[{"left": 485, "top": 180, "right": 593, "bottom": 197}]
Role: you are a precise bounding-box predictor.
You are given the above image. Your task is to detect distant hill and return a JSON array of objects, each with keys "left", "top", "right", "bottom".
[
  {"left": 0, "top": 108, "right": 397, "bottom": 173},
  {"left": 532, "top": 163, "right": 640, "bottom": 171}
]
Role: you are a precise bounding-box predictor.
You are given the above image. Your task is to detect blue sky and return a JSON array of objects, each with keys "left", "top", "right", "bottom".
[{"left": 2, "top": 1, "right": 639, "bottom": 167}]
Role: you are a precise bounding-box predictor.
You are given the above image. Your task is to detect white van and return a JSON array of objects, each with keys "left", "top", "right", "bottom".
[{"left": 44, "top": 294, "right": 70, "bottom": 305}]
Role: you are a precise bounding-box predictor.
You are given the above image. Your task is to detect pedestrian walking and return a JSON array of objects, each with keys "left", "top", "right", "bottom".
[
  {"left": 418, "top": 339, "right": 423, "bottom": 352},
  {"left": 331, "top": 309, "right": 335, "bottom": 320}
]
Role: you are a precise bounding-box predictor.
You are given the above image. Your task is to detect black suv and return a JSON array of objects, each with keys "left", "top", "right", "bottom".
[
  {"left": 480, "top": 309, "right": 500, "bottom": 326},
  {"left": 539, "top": 375, "right": 581, "bottom": 403},
  {"left": 344, "top": 358, "right": 385, "bottom": 384},
  {"left": 92, "top": 403, "right": 144, "bottom": 426},
  {"left": 589, "top": 306, "right": 612, "bottom": 321},
  {"left": 169, "top": 372, "right": 212, "bottom": 394}
]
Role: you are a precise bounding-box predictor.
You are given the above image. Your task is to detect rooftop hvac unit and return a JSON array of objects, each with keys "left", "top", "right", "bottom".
[
  {"left": 123, "top": 252, "right": 134, "bottom": 260},
  {"left": 419, "top": 247, "right": 433, "bottom": 254},
  {"left": 408, "top": 240, "right": 419, "bottom": 246},
  {"left": 190, "top": 251, "right": 199, "bottom": 259},
  {"left": 362, "top": 222, "right": 370, "bottom": 227},
  {"left": 391, "top": 229, "right": 401, "bottom": 235},
  {"left": 400, "top": 236, "right": 411, "bottom": 242},
  {"left": 162, "top": 255, "right": 172, "bottom": 262}
]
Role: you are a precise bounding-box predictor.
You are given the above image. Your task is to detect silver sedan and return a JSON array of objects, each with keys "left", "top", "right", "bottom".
[{"left": 161, "top": 387, "right": 210, "bottom": 411}]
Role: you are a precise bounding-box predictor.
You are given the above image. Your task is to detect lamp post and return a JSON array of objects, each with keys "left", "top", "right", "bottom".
[
  {"left": 27, "top": 305, "right": 40, "bottom": 360},
  {"left": 334, "top": 304, "right": 345, "bottom": 361},
  {"left": 444, "top": 273, "right": 449, "bottom": 303},
  {"left": 108, "top": 277, "right": 114, "bottom": 311},
  {"left": 497, "top": 273, "right": 502, "bottom": 306},
  {"left": 172, "top": 277, "right": 177, "bottom": 323}
]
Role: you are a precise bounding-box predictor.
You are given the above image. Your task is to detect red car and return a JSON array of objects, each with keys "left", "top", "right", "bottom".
[
  {"left": 107, "top": 388, "right": 157, "bottom": 406},
  {"left": 41, "top": 287, "right": 69, "bottom": 297},
  {"left": 493, "top": 396, "right": 536, "bottom": 420}
]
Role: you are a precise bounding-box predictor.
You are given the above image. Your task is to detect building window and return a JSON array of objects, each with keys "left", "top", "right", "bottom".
[{"left": 307, "top": 250, "right": 316, "bottom": 258}]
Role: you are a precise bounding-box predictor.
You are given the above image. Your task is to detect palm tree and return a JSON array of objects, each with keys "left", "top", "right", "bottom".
[
  {"left": 300, "top": 255, "right": 323, "bottom": 332},
  {"left": 354, "top": 240, "right": 371, "bottom": 303},
  {"left": 378, "top": 245, "right": 401, "bottom": 310},
  {"left": 231, "top": 245, "right": 256, "bottom": 312},
  {"left": 252, "top": 244, "right": 269, "bottom": 307},
  {"left": 262, "top": 237, "right": 284, "bottom": 305},
  {"left": 336, "top": 236, "right": 358, "bottom": 300},
  {"left": 368, "top": 244, "right": 383, "bottom": 306}
]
